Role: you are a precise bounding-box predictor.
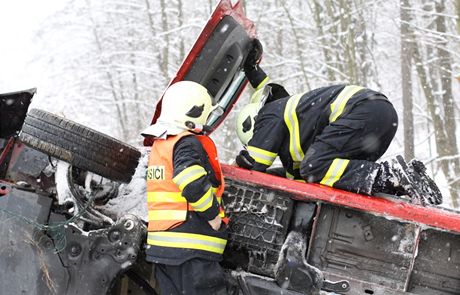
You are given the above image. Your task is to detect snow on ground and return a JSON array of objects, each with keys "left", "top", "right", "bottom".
[{"left": 98, "top": 147, "right": 149, "bottom": 221}]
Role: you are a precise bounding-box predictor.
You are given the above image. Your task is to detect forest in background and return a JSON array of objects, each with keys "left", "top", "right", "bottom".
[{"left": 7, "top": 0, "right": 460, "bottom": 207}]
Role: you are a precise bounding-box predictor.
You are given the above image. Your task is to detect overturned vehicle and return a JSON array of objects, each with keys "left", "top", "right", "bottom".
[{"left": 1, "top": 1, "right": 460, "bottom": 294}]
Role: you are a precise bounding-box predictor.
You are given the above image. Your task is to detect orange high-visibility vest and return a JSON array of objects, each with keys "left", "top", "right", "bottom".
[{"left": 147, "top": 131, "right": 226, "bottom": 232}]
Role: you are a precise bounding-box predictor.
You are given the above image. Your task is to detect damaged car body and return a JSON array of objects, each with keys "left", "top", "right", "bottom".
[
  {"left": 1, "top": 0, "right": 460, "bottom": 294},
  {"left": 0, "top": 89, "right": 145, "bottom": 295}
]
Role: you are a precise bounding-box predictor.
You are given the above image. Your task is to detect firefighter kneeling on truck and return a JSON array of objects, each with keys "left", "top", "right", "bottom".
[{"left": 142, "top": 81, "right": 228, "bottom": 295}]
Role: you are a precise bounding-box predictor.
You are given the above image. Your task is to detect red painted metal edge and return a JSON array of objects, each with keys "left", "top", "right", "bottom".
[
  {"left": 144, "top": 0, "right": 255, "bottom": 146},
  {"left": 0, "top": 138, "right": 15, "bottom": 166},
  {"left": 221, "top": 164, "right": 460, "bottom": 234}
]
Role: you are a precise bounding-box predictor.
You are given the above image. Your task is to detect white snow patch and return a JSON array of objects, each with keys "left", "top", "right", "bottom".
[{"left": 98, "top": 148, "right": 149, "bottom": 221}]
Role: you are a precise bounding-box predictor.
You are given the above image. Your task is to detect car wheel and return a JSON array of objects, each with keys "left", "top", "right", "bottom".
[{"left": 19, "top": 108, "right": 141, "bottom": 183}]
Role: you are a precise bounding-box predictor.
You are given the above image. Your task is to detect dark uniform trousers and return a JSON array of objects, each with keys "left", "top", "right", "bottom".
[
  {"left": 299, "top": 98, "right": 398, "bottom": 194},
  {"left": 155, "top": 258, "right": 227, "bottom": 295}
]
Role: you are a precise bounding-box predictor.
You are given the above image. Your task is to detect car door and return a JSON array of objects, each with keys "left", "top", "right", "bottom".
[{"left": 144, "top": 0, "right": 256, "bottom": 146}]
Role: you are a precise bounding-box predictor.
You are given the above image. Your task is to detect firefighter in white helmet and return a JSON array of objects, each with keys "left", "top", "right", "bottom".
[{"left": 142, "top": 80, "right": 228, "bottom": 295}]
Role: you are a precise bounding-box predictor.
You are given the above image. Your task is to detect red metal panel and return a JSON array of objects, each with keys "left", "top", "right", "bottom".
[
  {"left": 221, "top": 164, "right": 460, "bottom": 234},
  {"left": 144, "top": 0, "right": 255, "bottom": 146}
]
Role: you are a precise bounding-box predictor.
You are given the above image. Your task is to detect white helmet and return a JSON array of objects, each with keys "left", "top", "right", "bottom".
[
  {"left": 235, "top": 102, "right": 259, "bottom": 146},
  {"left": 235, "top": 84, "right": 274, "bottom": 146},
  {"left": 235, "top": 83, "right": 290, "bottom": 145},
  {"left": 143, "top": 81, "right": 214, "bottom": 137}
]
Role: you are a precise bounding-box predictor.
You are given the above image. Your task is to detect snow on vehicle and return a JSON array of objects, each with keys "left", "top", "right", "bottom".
[{"left": 1, "top": 0, "right": 459, "bottom": 295}]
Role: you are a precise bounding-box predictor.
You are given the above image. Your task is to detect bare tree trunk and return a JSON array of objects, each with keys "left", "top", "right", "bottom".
[
  {"left": 316, "top": 0, "right": 373, "bottom": 85},
  {"left": 326, "top": 0, "right": 344, "bottom": 80},
  {"left": 274, "top": 0, "right": 284, "bottom": 55},
  {"left": 412, "top": 45, "right": 455, "bottom": 200},
  {"left": 144, "top": 0, "right": 156, "bottom": 38},
  {"left": 280, "top": 1, "right": 311, "bottom": 90},
  {"left": 435, "top": 0, "right": 460, "bottom": 207},
  {"left": 177, "top": 0, "right": 185, "bottom": 60},
  {"left": 85, "top": 0, "right": 128, "bottom": 140},
  {"left": 129, "top": 41, "right": 142, "bottom": 136},
  {"left": 311, "top": 0, "right": 336, "bottom": 82},
  {"left": 400, "top": 0, "right": 415, "bottom": 160},
  {"left": 160, "top": 0, "right": 170, "bottom": 80},
  {"left": 208, "top": 0, "right": 214, "bottom": 15},
  {"left": 411, "top": 0, "right": 459, "bottom": 207},
  {"left": 339, "top": 0, "right": 358, "bottom": 84},
  {"left": 353, "top": 0, "right": 370, "bottom": 86},
  {"left": 456, "top": 0, "right": 460, "bottom": 34}
]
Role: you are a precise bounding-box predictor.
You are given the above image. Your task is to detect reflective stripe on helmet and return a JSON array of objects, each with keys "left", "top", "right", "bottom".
[
  {"left": 320, "top": 158, "right": 350, "bottom": 187},
  {"left": 247, "top": 146, "right": 277, "bottom": 166},
  {"left": 147, "top": 232, "right": 227, "bottom": 254},
  {"left": 172, "top": 165, "right": 207, "bottom": 190},
  {"left": 284, "top": 93, "right": 305, "bottom": 162},
  {"left": 329, "top": 85, "right": 364, "bottom": 122}
]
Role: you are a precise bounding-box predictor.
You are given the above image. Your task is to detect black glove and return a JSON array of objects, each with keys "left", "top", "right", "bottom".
[
  {"left": 266, "top": 83, "right": 290, "bottom": 103},
  {"left": 235, "top": 150, "right": 255, "bottom": 170},
  {"left": 244, "top": 39, "right": 263, "bottom": 71}
]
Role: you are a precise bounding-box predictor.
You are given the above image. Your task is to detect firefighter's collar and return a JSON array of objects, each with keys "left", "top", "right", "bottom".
[{"left": 141, "top": 121, "right": 187, "bottom": 139}]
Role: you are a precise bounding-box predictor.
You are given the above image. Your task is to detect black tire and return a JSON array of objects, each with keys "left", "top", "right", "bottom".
[{"left": 19, "top": 108, "right": 141, "bottom": 183}]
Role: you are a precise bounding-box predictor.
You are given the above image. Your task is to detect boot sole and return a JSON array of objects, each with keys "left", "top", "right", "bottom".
[
  {"left": 407, "top": 159, "right": 443, "bottom": 205},
  {"left": 395, "top": 155, "right": 443, "bottom": 205}
]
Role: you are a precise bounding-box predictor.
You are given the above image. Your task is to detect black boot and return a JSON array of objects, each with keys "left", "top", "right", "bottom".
[
  {"left": 373, "top": 155, "right": 442, "bottom": 205},
  {"left": 407, "top": 158, "right": 443, "bottom": 205}
]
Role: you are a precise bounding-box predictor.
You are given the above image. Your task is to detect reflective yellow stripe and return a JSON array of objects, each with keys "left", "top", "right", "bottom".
[
  {"left": 320, "top": 158, "right": 350, "bottom": 187},
  {"left": 172, "top": 165, "right": 207, "bottom": 190},
  {"left": 247, "top": 146, "right": 277, "bottom": 166},
  {"left": 284, "top": 93, "right": 305, "bottom": 162},
  {"left": 212, "top": 187, "right": 223, "bottom": 205},
  {"left": 255, "top": 76, "right": 270, "bottom": 91},
  {"left": 147, "top": 192, "right": 186, "bottom": 203},
  {"left": 190, "top": 187, "right": 213, "bottom": 212},
  {"left": 329, "top": 85, "right": 364, "bottom": 122},
  {"left": 147, "top": 232, "right": 227, "bottom": 254},
  {"left": 148, "top": 210, "right": 187, "bottom": 221},
  {"left": 285, "top": 171, "right": 305, "bottom": 182}
]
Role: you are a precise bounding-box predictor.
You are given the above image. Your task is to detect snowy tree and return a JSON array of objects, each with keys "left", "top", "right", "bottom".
[
  {"left": 29, "top": 0, "right": 460, "bottom": 207},
  {"left": 400, "top": 0, "right": 460, "bottom": 207}
]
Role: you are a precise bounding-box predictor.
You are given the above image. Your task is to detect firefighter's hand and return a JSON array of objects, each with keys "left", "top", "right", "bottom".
[
  {"left": 244, "top": 39, "right": 263, "bottom": 70},
  {"left": 208, "top": 215, "right": 222, "bottom": 231},
  {"left": 235, "top": 150, "right": 255, "bottom": 169}
]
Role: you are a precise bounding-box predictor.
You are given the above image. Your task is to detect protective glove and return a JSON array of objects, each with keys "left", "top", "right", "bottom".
[
  {"left": 266, "top": 83, "right": 291, "bottom": 103},
  {"left": 244, "top": 38, "right": 263, "bottom": 72},
  {"left": 235, "top": 149, "right": 255, "bottom": 170}
]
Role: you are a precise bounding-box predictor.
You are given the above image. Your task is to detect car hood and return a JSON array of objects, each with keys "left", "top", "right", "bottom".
[{"left": 143, "top": 0, "right": 256, "bottom": 146}]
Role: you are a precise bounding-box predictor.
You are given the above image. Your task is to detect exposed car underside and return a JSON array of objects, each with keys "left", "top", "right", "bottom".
[{"left": 1, "top": 1, "right": 459, "bottom": 294}]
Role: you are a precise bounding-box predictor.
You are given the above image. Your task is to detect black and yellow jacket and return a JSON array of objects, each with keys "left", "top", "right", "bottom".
[
  {"left": 242, "top": 67, "right": 388, "bottom": 181},
  {"left": 146, "top": 132, "right": 228, "bottom": 265}
]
